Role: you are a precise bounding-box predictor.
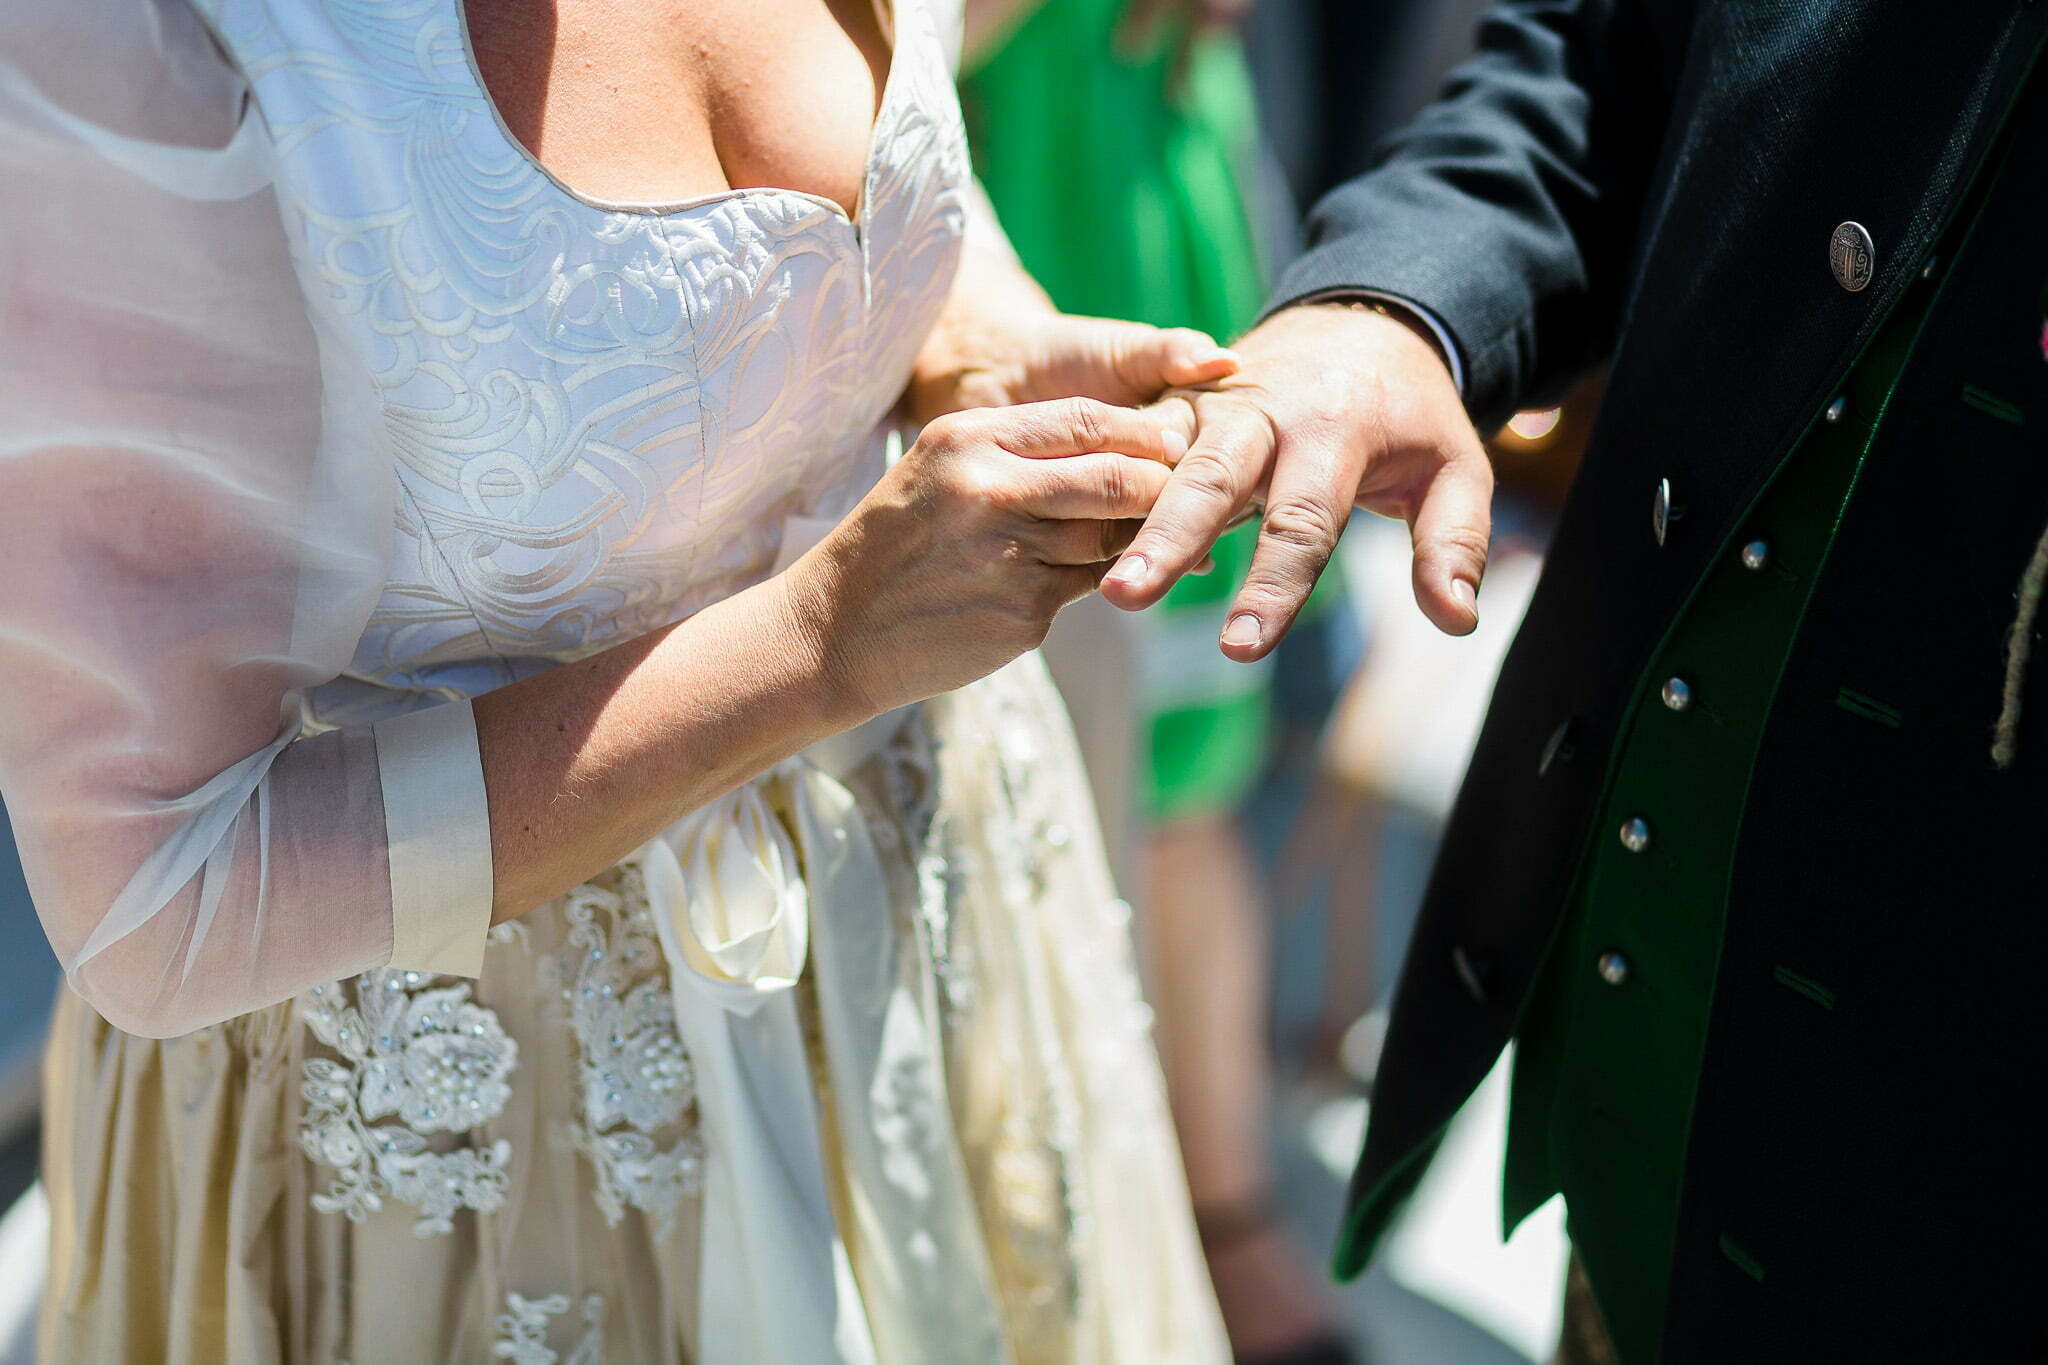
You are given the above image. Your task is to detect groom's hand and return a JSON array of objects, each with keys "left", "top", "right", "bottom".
[{"left": 1100, "top": 302, "right": 1493, "bottom": 659}]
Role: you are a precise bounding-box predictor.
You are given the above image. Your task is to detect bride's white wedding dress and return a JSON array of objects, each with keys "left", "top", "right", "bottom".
[{"left": 0, "top": 0, "right": 1225, "bottom": 1359}]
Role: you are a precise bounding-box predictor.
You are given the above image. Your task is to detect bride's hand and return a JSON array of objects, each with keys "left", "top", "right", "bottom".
[
  {"left": 784, "top": 397, "right": 1189, "bottom": 719},
  {"left": 907, "top": 225, "right": 1239, "bottom": 421},
  {"left": 910, "top": 310, "right": 1240, "bottom": 423}
]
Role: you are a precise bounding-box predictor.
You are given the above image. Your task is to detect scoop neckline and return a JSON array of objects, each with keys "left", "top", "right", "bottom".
[{"left": 450, "top": 0, "right": 902, "bottom": 226}]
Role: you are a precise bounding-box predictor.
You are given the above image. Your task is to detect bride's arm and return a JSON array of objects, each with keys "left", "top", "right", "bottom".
[{"left": 0, "top": 9, "right": 1191, "bottom": 1038}]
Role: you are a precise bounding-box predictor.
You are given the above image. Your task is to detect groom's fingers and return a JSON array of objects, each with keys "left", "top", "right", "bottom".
[
  {"left": 1101, "top": 398, "right": 1273, "bottom": 610},
  {"left": 1216, "top": 418, "right": 1365, "bottom": 661},
  {"left": 1407, "top": 440, "right": 1495, "bottom": 636}
]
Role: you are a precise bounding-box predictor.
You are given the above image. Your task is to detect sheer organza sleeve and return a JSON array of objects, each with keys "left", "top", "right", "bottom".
[{"left": 0, "top": 0, "right": 494, "bottom": 1038}]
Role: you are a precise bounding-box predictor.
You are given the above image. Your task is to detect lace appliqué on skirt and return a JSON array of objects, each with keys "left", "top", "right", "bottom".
[
  {"left": 553, "top": 861, "right": 705, "bottom": 1238},
  {"left": 494, "top": 1291, "right": 605, "bottom": 1365},
  {"left": 297, "top": 971, "right": 518, "bottom": 1236}
]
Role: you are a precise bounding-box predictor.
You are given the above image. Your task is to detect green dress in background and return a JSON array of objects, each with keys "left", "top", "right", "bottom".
[{"left": 961, "top": 2, "right": 1286, "bottom": 819}]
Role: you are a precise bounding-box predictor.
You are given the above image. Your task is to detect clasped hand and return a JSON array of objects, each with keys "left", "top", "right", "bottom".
[
  {"left": 790, "top": 297, "right": 1493, "bottom": 729},
  {"left": 1104, "top": 301, "right": 1495, "bottom": 659},
  {"left": 786, "top": 307, "right": 1239, "bottom": 719}
]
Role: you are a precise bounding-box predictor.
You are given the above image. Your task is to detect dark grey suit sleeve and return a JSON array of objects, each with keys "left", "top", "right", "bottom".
[{"left": 1269, "top": 0, "right": 1674, "bottom": 428}]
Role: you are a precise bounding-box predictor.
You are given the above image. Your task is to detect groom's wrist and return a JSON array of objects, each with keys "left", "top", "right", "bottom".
[{"left": 1281, "top": 291, "right": 1465, "bottom": 394}]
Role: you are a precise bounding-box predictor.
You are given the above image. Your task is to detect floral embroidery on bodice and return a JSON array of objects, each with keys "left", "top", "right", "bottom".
[{"left": 195, "top": 0, "right": 968, "bottom": 712}]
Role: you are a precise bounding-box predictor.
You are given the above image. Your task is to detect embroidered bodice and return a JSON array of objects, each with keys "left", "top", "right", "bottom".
[{"left": 192, "top": 0, "right": 971, "bottom": 711}]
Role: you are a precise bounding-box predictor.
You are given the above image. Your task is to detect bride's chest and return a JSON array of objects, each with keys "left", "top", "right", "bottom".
[
  {"left": 200, "top": 0, "right": 968, "bottom": 686},
  {"left": 464, "top": 0, "right": 894, "bottom": 224}
]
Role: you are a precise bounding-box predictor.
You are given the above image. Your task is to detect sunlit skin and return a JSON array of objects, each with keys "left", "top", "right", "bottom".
[
  {"left": 466, "top": 0, "right": 891, "bottom": 217},
  {"left": 455, "top": 0, "right": 1241, "bottom": 923},
  {"left": 1104, "top": 301, "right": 1493, "bottom": 657}
]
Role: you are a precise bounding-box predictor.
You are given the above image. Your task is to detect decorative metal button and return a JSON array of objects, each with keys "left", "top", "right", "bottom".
[
  {"left": 1597, "top": 951, "right": 1631, "bottom": 986},
  {"left": 1829, "top": 221, "right": 1875, "bottom": 292},
  {"left": 1825, "top": 396, "right": 1848, "bottom": 424},
  {"left": 1740, "top": 539, "right": 1771, "bottom": 571},
  {"left": 1653, "top": 478, "right": 1675, "bottom": 546},
  {"left": 1921, "top": 255, "right": 1938, "bottom": 281},
  {"left": 1619, "top": 817, "right": 1652, "bottom": 853},
  {"left": 1661, "top": 677, "right": 1693, "bottom": 712}
]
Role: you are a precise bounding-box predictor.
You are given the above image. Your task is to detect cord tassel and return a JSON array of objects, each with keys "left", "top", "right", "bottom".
[{"left": 1992, "top": 518, "right": 2048, "bottom": 768}]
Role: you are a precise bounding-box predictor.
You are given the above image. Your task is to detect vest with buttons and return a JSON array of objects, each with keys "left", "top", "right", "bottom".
[{"left": 1501, "top": 140, "right": 2007, "bottom": 1354}]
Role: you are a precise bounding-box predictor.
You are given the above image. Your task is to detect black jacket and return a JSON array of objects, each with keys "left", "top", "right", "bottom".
[{"left": 1276, "top": 2, "right": 2048, "bottom": 1357}]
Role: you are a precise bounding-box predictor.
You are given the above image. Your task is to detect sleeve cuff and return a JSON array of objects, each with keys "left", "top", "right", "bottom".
[
  {"left": 1287, "top": 289, "right": 1468, "bottom": 396},
  {"left": 373, "top": 700, "right": 495, "bottom": 978}
]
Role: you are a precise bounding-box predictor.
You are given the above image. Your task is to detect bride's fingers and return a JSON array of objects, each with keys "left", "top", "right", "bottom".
[
  {"left": 1144, "top": 391, "right": 1202, "bottom": 455},
  {"left": 1051, "top": 562, "right": 1114, "bottom": 608},
  {"left": 1024, "top": 518, "right": 1143, "bottom": 566},
  {"left": 981, "top": 397, "right": 1188, "bottom": 464},
  {"left": 1013, "top": 453, "right": 1173, "bottom": 520},
  {"left": 1101, "top": 324, "right": 1240, "bottom": 394},
  {"left": 1155, "top": 339, "right": 1241, "bottom": 390}
]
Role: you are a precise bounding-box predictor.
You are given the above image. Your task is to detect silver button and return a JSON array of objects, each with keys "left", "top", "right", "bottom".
[
  {"left": 1597, "top": 951, "right": 1631, "bottom": 986},
  {"left": 1653, "top": 478, "right": 1674, "bottom": 546},
  {"left": 1824, "top": 396, "right": 1848, "bottom": 424},
  {"left": 1661, "top": 677, "right": 1693, "bottom": 712},
  {"left": 1740, "top": 539, "right": 1771, "bottom": 571},
  {"left": 1619, "top": 817, "right": 1652, "bottom": 853},
  {"left": 1829, "top": 221, "right": 1875, "bottom": 291},
  {"left": 1921, "top": 255, "right": 1938, "bottom": 281}
]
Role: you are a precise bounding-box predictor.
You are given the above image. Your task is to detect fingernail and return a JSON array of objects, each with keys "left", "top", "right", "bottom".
[
  {"left": 1106, "top": 554, "right": 1150, "bottom": 589},
  {"left": 1452, "top": 578, "right": 1479, "bottom": 616},
  {"left": 1221, "top": 613, "right": 1262, "bottom": 649},
  {"left": 1191, "top": 346, "right": 1239, "bottom": 368},
  {"left": 1161, "top": 428, "right": 1188, "bottom": 461}
]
